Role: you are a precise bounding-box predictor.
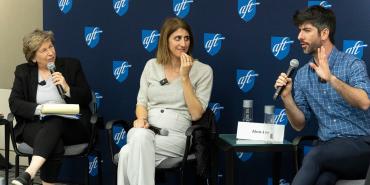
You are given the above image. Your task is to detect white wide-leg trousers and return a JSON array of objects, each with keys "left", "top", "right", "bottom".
[{"left": 117, "top": 108, "right": 191, "bottom": 185}]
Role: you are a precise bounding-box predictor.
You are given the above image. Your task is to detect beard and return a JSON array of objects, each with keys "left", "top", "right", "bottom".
[{"left": 302, "top": 40, "right": 322, "bottom": 55}]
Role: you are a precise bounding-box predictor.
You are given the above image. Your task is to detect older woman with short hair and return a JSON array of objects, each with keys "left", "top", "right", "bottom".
[{"left": 9, "top": 29, "right": 91, "bottom": 185}]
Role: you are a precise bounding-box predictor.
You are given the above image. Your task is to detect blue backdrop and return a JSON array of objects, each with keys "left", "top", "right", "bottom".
[{"left": 43, "top": 0, "right": 370, "bottom": 184}]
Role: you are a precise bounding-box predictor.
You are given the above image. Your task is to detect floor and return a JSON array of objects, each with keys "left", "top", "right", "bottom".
[{"left": 0, "top": 165, "right": 77, "bottom": 185}]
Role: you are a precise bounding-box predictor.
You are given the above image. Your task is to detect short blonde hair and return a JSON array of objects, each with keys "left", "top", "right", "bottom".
[
  {"left": 23, "top": 29, "right": 55, "bottom": 62},
  {"left": 156, "top": 17, "right": 193, "bottom": 65}
]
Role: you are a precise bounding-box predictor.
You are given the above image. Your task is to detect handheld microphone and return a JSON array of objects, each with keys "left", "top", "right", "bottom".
[
  {"left": 47, "top": 62, "right": 66, "bottom": 99},
  {"left": 148, "top": 125, "right": 169, "bottom": 136},
  {"left": 273, "top": 59, "right": 300, "bottom": 100}
]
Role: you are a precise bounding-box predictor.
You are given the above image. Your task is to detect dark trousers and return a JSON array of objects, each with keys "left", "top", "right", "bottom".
[
  {"left": 292, "top": 136, "right": 370, "bottom": 185},
  {"left": 22, "top": 116, "right": 89, "bottom": 182}
]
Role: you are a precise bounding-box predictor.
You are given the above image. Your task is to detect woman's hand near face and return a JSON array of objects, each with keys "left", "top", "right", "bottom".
[
  {"left": 179, "top": 53, "right": 193, "bottom": 79},
  {"left": 51, "top": 72, "right": 70, "bottom": 93}
]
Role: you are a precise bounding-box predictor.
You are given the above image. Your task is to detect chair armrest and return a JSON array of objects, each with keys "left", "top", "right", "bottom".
[
  {"left": 7, "top": 113, "right": 14, "bottom": 123},
  {"left": 293, "top": 135, "right": 319, "bottom": 145},
  {"left": 105, "top": 119, "right": 131, "bottom": 130},
  {"left": 185, "top": 124, "right": 208, "bottom": 137},
  {"left": 90, "top": 113, "right": 98, "bottom": 125}
]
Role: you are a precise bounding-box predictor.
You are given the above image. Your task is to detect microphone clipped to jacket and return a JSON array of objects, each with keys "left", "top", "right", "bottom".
[
  {"left": 273, "top": 59, "right": 300, "bottom": 100},
  {"left": 47, "top": 62, "right": 66, "bottom": 99},
  {"left": 148, "top": 125, "right": 169, "bottom": 136}
]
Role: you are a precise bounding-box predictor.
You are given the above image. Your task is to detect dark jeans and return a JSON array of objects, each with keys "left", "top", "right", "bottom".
[
  {"left": 292, "top": 136, "right": 370, "bottom": 185},
  {"left": 22, "top": 116, "right": 89, "bottom": 182}
]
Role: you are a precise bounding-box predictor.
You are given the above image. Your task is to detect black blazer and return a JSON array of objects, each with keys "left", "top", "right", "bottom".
[{"left": 9, "top": 57, "right": 92, "bottom": 142}]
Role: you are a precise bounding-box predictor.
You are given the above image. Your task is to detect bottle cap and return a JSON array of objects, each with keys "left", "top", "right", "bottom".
[
  {"left": 264, "top": 105, "right": 275, "bottom": 114},
  {"left": 243, "top": 100, "right": 253, "bottom": 108}
]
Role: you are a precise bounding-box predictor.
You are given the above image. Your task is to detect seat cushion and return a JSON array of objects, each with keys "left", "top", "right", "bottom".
[
  {"left": 336, "top": 179, "right": 365, "bottom": 185},
  {"left": 112, "top": 153, "right": 196, "bottom": 169},
  {"left": 156, "top": 154, "right": 196, "bottom": 169},
  {"left": 17, "top": 143, "right": 88, "bottom": 156}
]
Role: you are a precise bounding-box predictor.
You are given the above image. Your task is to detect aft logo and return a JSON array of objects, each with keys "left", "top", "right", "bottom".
[
  {"left": 113, "top": 0, "right": 129, "bottom": 16},
  {"left": 204, "top": 33, "right": 225, "bottom": 56},
  {"left": 58, "top": 0, "right": 73, "bottom": 14},
  {"left": 84, "top": 27, "right": 103, "bottom": 48},
  {"left": 274, "top": 108, "right": 288, "bottom": 125},
  {"left": 343, "top": 40, "right": 368, "bottom": 59},
  {"left": 94, "top": 92, "right": 103, "bottom": 110},
  {"left": 271, "top": 36, "right": 294, "bottom": 60},
  {"left": 308, "top": 1, "right": 332, "bottom": 8},
  {"left": 236, "top": 69, "right": 259, "bottom": 93},
  {"left": 208, "top": 102, "right": 224, "bottom": 122},
  {"left": 237, "top": 152, "right": 253, "bottom": 162},
  {"left": 113, "top": 60, "right": 132, "bottom": 83},
  {"left": 142, "top": 29, "right": 160, "bottom": 52},
  {"left": 238, "top": 0, "right": 260, "bottom": 22},
  {"left": 113, "top": 125, "right": 127, "bottom": 148},
  {"left": 267, "top": 177, "right": 290, "bottom": 185},
  {"left": 88, "top": 155, "right": 98, "bottom": 176},
  {"left": 173, "top": 0, "right": 193, "bottom": 18}
]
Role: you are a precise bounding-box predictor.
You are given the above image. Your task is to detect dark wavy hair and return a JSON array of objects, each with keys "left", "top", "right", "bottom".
[{"left": 293, "top": 5, "right": 336, "bottom": 44}]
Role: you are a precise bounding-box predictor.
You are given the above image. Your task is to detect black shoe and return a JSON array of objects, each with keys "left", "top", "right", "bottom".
[{"left": 11, "top": 172, "right": 31, "bottom": 185}]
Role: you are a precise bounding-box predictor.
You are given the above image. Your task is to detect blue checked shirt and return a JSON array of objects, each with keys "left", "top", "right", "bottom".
[{"left": 294, "top": 47, "right": 370, "bottom": 141}]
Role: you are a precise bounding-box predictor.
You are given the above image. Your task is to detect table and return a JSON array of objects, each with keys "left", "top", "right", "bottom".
[
  {"left": 216, "top": 134, "right": 295, "bottom": 185},
  {"left": 0, "top": 115, "right": 9, "bottom": 185}
]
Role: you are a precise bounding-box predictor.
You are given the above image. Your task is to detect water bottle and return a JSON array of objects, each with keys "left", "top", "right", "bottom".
[
  {"left": 264, "top": 105, "right": 275, "bottom": 124},
  {"left": 242, "top": 100, "right": 253, "bottom": 122}
]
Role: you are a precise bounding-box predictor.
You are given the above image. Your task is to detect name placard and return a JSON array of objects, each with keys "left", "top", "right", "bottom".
[{"left": 236, "top": 122, "right": 285, "bottom": 142}]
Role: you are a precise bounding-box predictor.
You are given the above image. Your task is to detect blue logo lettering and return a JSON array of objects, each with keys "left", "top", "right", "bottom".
[
  {"left": 88, "top": 155, "right": 98, "bottom": 176},
  {"left": 113, "top": 60, "right": 132, "bottom": 83},
  {"left": 58, "top": 0, "right": 73, "bottom": 14},
  {"left": 208, "top": 102, "right": 224, "bottom": 122},
  {"left": 271, "top": 36, "right": 294, "bottom": 60},
  {"left": 84, "top": 27, "right": 103, "bottom": 48},
  {"left": 236, "top": 69, "right": 259, "bottom": 93},
  {"left": 204, "top": 33, "right": 225, "bottom": 56},
  {"left": 238, "top": 0, "right": 260, "bottom": 22},
  {"left": 343, "top": 40, "right": 368, "bottom": 59},
  {"left": 308, "top": 1, "right": 332, "bottom": 8},
  {"left": 237, "top": 152, "right": 253, "bottom": 162},
  {"left": 267, "top": 177, "right": 291, "bottom": 185},
  {"left": 113, "top": 125, "right": 127, "bottom": 148},
  {"left": 113, "top": 0, "right": 129, "bottom": 16},
  {"left": 274, "top": 108, "right": 287, "bottom": 125},
  {"left": 173, "top": 0, "right": 193, "bottom": 18},
  {"left": 142, "top": 29, "right": 160, "bottom": 52}
]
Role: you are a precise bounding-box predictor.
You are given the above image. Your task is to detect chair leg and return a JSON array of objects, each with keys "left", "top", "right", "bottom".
[
  {"left": 180, "top": 169, "right": 185, "bottom": 185},
  {"left": 97, "top": 153, "right": 102, "bottom": 185},
  {"left": 85, "top": 157, "right": 90, "bottom": 185},
  {"left": 15, "top": 155, "right": 20, "bottom": 177}
]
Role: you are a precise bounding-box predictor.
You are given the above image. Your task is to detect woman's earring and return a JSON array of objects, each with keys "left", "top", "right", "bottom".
[{"left": 32, "top": 59, "right": 36, "bottom": 63}]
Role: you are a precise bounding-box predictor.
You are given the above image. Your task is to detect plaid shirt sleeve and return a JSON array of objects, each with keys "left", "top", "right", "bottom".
[
  {"left": 294, "top": 70, "right": 312, "bottom": 122},
  {"left": 348, "top": 58, "right": 370, "bottom": 97}
]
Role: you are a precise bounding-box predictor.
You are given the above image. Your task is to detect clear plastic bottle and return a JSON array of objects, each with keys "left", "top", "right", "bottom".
[
  {"left": 264, "top": 105, "right": 275, "bottom": 124},
  {"left": 242, "top": 100, "right": 253, "bottom": 122}
]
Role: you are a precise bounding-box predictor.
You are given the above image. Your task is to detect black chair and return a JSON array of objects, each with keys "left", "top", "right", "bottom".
[
  {"left": 105, "top": 108, "right": 217, "bottom": 185},
  {"left": 293, "top": 135, "right": 369, "bottom": 185},
  {"left": 5, "top": 92, "right": 102, "bottom": 185},
  {"left": 1, "top": 115, "right": 11, "bottom": 185}
]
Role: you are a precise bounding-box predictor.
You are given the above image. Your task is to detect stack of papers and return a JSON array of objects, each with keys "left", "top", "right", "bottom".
[{"left": 40, "top": 104, "right": 80, "bottom": 120}]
